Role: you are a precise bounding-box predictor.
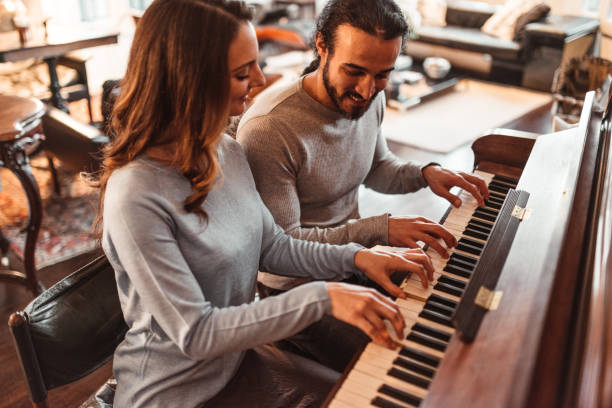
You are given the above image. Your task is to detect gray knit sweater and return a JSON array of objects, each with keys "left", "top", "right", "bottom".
[
  {"left": 102, "top": 135, "right": 363, "bottom": 408},
  {"left": 237, "top": 77, "right": 427, "bottom": 289}
]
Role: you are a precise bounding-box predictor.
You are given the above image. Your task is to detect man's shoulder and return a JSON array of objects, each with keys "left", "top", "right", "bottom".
[{"left": 238, "top": 78, "right": 305, "bottom": 132}]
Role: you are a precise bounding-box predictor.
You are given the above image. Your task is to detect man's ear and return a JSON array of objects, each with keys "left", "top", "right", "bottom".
[{"left": 314, "top": 32, "right": 328, "bottom": 59}]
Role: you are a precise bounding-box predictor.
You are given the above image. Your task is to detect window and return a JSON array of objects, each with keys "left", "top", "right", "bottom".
[
  {"left": 129, "top": 0, "right": 154, "bottom": 11},
  {"left": 78, "top": 0, "right": 109, "bottom": 21},
  {"left": 584, "top": 0, "right": 600, "bottom": 12}
]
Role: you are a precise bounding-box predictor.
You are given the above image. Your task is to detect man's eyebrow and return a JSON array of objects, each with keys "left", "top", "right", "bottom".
[
  {"left": 231, "top": 60, "right": 255, "bottom": 72},
  {"left": 343, "top": 63, "right": 394, "bottom": 74}
]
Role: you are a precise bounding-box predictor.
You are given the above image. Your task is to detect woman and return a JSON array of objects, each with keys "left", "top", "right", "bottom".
[{"left": 98, "top": 0, "right": 433, "bottom": 407}]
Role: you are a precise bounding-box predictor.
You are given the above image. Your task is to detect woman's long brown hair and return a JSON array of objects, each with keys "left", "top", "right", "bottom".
[{"left": 93, "top": 0, "right": 252, "bottom": 233}]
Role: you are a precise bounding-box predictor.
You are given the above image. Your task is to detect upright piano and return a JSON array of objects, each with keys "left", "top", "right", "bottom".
[{"left": 325, "top": 91, "right": 612, "bottom": 408}]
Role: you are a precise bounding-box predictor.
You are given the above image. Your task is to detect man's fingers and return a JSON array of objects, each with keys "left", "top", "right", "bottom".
[
  {"left": 437, "top": 188, "right": 463, "bottom": 208},
  {"left": 454, "top": 176, "right": 485, "bottom": 206},
  {"left": 461, "top": 172, "right": 490, "bottom": 200},
  {"left": 422, "top": 223, "right": 457, "bottom": 247},
  {"left": 418, "top": 234, "right": 449, "bottom": 259}
]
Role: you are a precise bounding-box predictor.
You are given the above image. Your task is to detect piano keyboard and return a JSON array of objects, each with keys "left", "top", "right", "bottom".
[{"left": 328, "top": 170, "right": 519, "bottom": 408}]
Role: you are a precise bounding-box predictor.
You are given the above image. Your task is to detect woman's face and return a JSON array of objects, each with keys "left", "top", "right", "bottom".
[{"left": 228, "top": 22, "right": 265, "bottom": 116}]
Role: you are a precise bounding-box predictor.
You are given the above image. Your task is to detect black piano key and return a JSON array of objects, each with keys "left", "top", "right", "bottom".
[
  {"left": 424, "top": 301, "right": 454, "bottom": 317},
  {"left": 459, "top": 237, "right": 485, "bottom": 249},
  {"left": 489, "top": 179, "right": 511, "bottom": 188},
  {"left": 492, "top": 177, "right": 516, "bottom": 188},
  {"left": 420, "top": 309, "right": 454, "bottom": 328},
  {"left": 489, "top": 191, "right": 506, "bottom": 201},
  {"left": 377, "top": 384, "right": 423, "bottom": 407},
  {"left": 446, "top": 257, "right": 475, "bottom": 271},
  {"left": 463, "top": 228, "right": 488, "bottom": 241},
  {"left": 388, "top": 367, "right": 431, "bottom": 389},
  {"left": 466, "top": 221, "right": 491, "bottom": 234},
  {"left": 400, "top": 345, "right": 441, "bottom": 368},
  {"left": 434, "top": 282, "right": 464, "bottom": 297},
  {"left": 438, "top": 275, "right": 467, "bottom": 290},
  {"left": 406, "top": 332, "right": 447, "bottom": 352},
  {"left": 468, "top": 219, "right": 493, "bottom": 230},
  {"left": 412, "top": 322, "right": 452, "bottom": 342},
  {"left": 472, "top": 210, "right": 496, "bottom": 223},
  {"left": 493, "top": 174, "right": 518, "bottom": 183},
  {"left": 476, "top": 206, "right": 499, "bottom": 217},
  {"left": 484, "top": 199, "right": 502, "bottom": 210},
  {"left": 429, "top": 293, "right": 458, "bottom": 308},
  {"left": 450, "top": 252, "right": 478, "bottom": 265},
  {"left": 443, "top": 264, "right": 472, "bottom": 279},
  {"left": 456, "top": 242, "right": 482, "bottom": 256},
  {"left": 393, "top": 356, "right": 436, "bottom": 379},
  {"left": 488, "top": 183, "right": 510, "bottom": 194},
  {"left": 372, "top": 396, "right": 413, "bottom": 408}
]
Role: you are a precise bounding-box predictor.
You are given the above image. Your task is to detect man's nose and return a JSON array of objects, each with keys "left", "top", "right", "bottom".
[{"left": 355, "top": 76, "right": 376, "bottom": 100}]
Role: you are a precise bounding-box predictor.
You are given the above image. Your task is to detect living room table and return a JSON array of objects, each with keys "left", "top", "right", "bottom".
[{"left": 0, "top": 26, "right": 118, "bottom": 113}]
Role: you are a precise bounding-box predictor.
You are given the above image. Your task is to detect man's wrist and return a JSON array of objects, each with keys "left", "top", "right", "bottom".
[{"left": 421, "top": 162, "right": 441, "bottom": 185}]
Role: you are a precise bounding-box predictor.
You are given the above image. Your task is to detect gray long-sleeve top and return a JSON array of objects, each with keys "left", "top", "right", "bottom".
[
  {"left": 102, "top": 135, "right": 363, "bottom": 408},
  {"left": 237, "top": 77, "right": 428, "bottom": 289}
]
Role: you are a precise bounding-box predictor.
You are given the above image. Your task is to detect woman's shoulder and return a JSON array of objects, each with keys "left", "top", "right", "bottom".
[{"left": 106, "top": 157, "right": 182, "bottom": 205}]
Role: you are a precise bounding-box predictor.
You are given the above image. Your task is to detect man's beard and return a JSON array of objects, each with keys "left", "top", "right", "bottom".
[{"left": 322, "top": 59, "right": 377, "bottom": 120}]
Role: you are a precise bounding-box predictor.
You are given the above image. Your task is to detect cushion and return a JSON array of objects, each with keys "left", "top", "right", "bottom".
[
  {"left": 513, "top": 3, "right": 551, "bottom": 42},
  {"left": 480, "top": 0, "right": 543, "bottom": 41},
  {"left": 418, "top": 0, "right": 447, "bottom": 27},
  {"left": 396, "top": 0, "right": 423, "bottom": 29}
]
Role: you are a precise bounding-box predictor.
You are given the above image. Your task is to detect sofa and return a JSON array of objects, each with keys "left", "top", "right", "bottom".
[{"left": 404, "top": 0, "right": 600, "bottom": 91}]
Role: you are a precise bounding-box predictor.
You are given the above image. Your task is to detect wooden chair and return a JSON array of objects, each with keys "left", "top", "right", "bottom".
[
  {"left": 55, "top": 53, "right": 94, "bottom": 123},
  {"left": 8, "top": 255, "right": 127, "bottom": 408}
]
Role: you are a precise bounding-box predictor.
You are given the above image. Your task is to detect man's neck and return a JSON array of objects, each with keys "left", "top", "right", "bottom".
[{"left": 302, "top": 69, "right": 338, "bottom": 113}]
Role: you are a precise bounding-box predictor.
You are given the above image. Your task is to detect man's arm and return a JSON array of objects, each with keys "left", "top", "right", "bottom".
[
  {"left": 363, "top": 128, "right": 429, "bottom": 194},
  {"left": 237, "top": 118, "right": 389, "bottom": 247}
]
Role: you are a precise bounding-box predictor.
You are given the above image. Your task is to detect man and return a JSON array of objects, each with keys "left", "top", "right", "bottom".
[{"left": 237, "top": 0, "right": 489, "bottom": 371}]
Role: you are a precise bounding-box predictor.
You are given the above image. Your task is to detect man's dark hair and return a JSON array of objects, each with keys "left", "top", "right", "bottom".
[{"left": 303, "top": 0, "right": 409, "bottom": 75}]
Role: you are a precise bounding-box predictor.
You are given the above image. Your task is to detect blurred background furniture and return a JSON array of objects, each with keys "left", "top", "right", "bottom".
[
  {"left": 42, "top": 106, "right": 108, "bottom": 176},
  {"left": 403, "top": 0, "right": 600, "bottom": 91},
  {"left": 0, "top": 27, "right": 118, "bottom": 115},
  {"left": 551, "top": 55, "right": 612, "bottom": 124},
  {"left": 0, "top": 94, "right": 45, "bottom": 295},
  {"left": 9, "top": 255, "right": 127, "bottom": 408}
]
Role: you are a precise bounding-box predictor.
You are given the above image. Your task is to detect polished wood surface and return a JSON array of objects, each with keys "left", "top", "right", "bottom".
[
  {"left": 0, "top": 28, "right": 118, "bottom": 63},
  {"left": 0, "top": 96, "right": 44, "bottom": 142},
  {"left": 332, "top": 92, "right": 612, "bottom": 407}
]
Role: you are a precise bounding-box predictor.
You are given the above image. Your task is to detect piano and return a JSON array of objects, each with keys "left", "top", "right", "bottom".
[{"left": 325, "top": 90, "right": 612, "bottom": 408}]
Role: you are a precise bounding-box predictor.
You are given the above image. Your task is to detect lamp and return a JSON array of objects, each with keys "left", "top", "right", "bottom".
[{"left": 0, "top": 0, "right": 30, "bottom": 45}]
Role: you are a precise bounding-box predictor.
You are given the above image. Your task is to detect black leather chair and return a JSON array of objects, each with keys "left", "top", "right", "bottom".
[{"left": 8, "top": 255, "right": 127, "bottom": 407}]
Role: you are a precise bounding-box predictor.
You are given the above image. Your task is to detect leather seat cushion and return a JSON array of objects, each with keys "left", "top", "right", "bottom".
[{"left": 414, "top": 25, "right": 521, "bottom": 60}]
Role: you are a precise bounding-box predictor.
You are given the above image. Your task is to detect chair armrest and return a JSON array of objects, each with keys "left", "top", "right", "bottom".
[
  {"left": 523, "top": 15, "right": 599, "bottom": 46},
  {"left": 41, "top": 107, "right": 109, "bottom": 173}
]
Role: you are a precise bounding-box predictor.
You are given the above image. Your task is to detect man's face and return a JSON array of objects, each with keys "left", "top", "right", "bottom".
[{"left": 318, "top": 24, "right": 402, "bottom": 119}]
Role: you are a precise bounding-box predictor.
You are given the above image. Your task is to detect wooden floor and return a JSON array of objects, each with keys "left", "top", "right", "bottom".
[{"left": 0, "top": 94, "right": 553, "bottom": 407}]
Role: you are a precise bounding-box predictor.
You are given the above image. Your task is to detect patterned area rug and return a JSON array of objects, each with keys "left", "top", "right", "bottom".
[{"left": 0, "top": 156, "right": 99, "bottom": 269}]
